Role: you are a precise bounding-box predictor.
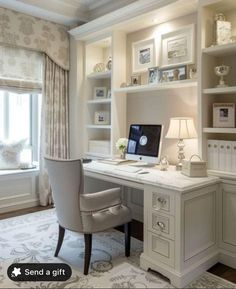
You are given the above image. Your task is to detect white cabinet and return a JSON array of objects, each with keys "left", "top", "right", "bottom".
[{"left": 141, "top": 184, "right": 219, "bottom": 288}]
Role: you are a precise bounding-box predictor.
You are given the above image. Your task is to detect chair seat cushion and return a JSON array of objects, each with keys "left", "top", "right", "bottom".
[{"left": 81, "top": 205, "right": 132, "bottom": 233}]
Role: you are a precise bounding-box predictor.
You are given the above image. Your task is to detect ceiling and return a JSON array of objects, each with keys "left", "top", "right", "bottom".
[{"left": 0, "top": 0, "right": 137, "bottom": 27}]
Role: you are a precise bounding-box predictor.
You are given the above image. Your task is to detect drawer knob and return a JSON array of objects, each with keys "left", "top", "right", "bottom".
[
  {"left": 157, "top": 197, "right": 167, "bottom": 206},
  {"left": 157, "top": 221, "right": 165, "bottom": 230}
]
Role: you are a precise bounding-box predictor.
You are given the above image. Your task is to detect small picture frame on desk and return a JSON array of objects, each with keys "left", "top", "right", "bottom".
[
  {"left": 94, "top": 87, "right": 107, "bottom": 99},
  {"left": 131, "top": 74, "right": 141, "bottom": 86},
  {"left": 213, "top": 103, "right": 235, "bottom": 128},
  {"left": 148, "top": 67, "right": 159, "bottom": 84}
]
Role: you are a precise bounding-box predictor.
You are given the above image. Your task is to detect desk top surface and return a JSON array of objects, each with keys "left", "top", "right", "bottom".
[{"left": 83, "top": 161, "right": 219, "bottom": 192}]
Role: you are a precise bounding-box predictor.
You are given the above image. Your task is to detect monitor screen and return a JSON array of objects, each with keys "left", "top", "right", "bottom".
[{"left": 126, "top": 124, "right": 163, "bottom": 164}]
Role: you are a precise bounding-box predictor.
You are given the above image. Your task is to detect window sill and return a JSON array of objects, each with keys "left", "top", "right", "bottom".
[{"left": 0, "top": 167, "right": 39, "bottom": 177}]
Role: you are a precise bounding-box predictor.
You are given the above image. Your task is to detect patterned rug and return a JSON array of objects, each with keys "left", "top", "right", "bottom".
[{"left": 0, "top": 209, "right": 235, "bottom": 289}]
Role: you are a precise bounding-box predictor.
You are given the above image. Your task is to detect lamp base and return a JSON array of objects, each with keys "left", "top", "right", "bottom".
[
  {"left": 176, "top": 139, "right": 185, "bottom": 171},
  {"left": 176, "top": 163, "right": 183, "bottom": 171}
]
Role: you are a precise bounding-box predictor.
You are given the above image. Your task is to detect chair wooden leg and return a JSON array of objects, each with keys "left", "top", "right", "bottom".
[
  {"left": 125, "top": 222, "right": 131, "bottom": 257},
  {"left": 54, "top": 225, "right": 65, "bottom": 257},
  {"left": 84, "top": 234, "right": 92, "bottom": 275}
]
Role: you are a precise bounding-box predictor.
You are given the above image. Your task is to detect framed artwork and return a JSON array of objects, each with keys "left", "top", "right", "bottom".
[
  {"left": 161, "top": 24, "right": 194, "bottom": 68},
  {"left": 94, "top": 111, "right": 110, "bottom": 125},
  {"left": 94, "top": 87, "right": 107, "bottom": 99},
  {"left": 148, "top": 67, "right": 159, "bottom": 84},
  {"left": 213, "top": 103, "right": 235, "bottom": 128},
  {"left": 131, "top": 74, "right": 141, "bottom": 86},
  {"left": 132, "top": 38, "right": 156, "bottom": 73},
  {"left": 160, "top": 65, "right": 187, "bottom": 82}
]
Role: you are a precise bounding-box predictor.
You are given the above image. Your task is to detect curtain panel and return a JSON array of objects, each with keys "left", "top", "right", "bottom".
[
  {"left": 0, "top": 7, "right": 69, "bottom": 70},
  {"left": 39, "top": 55, "right": 69, "bottom": 206}
]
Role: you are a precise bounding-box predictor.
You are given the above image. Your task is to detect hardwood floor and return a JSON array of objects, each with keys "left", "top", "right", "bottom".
[{"left": 0, "top": 206, "right": 235, "bottom": 284}]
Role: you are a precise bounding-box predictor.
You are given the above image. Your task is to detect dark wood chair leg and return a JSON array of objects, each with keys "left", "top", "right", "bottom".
[
  {"left": 54, "top": 225, "right": 65, "bottom": 257},
  {"left": 125, "top": 222, "right": 131, "bottom": 257},
  {"left": 84, "top": 234, "right": 92, "bottom": 275}
]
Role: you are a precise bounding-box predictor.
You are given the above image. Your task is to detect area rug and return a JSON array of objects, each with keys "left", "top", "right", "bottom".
[{"left": 0, "top": 209, "right": 235, "bottom": 288}]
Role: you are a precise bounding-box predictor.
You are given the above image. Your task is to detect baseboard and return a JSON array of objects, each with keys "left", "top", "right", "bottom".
[
  {"left": 219, "top": 250, "right": 236, "bottom": 269},
  {"left": 0, "top": 198, "right": 40, "bottom": 214}
]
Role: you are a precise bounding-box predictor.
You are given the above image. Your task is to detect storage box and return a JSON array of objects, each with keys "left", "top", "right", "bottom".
[
  {"left": 181, "top": 155, "right": 207, "bottom": 177},
  {"left": 88, "top": 140, "right": 110, "bottom": 155}
]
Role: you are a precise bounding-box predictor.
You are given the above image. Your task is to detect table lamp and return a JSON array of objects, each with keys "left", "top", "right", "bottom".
[{"left": 165, "top": 117, "right": 197, "bottom": 171}]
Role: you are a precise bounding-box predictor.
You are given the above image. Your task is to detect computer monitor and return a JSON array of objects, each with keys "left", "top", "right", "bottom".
[{"left": 126, "top": 124, "right": 163, "bottom": 165}]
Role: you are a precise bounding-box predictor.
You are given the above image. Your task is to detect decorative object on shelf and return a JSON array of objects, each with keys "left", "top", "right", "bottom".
[
  {"left": 160, "top": 65, "right": 186, "bottom": 82},
  {"left": 132, "top": 38, "right": 156, "bottom": 73},
  {"left": 94, "top": 87, "right": 107, "bottom": 99},
  {"left": 120, "top": 82, "right": 127, "bottom": 88},
  {"left": 213, "top": 103, "right": 235, "bottom": 128},
  {"left": 94, "top": 111, "right": 110, "bottom": 125},
  {"left": 161, "top": 24, "right": 194, "bottom": 67},
  {"left": 165, "top": 117, "right": 197, "bottom": 171},
  {"left": 213, "top": 13, "right": 232, "bottom": 46},
  {"left": 182, "top": 155, "right": 207, "bottom": 177},
  {"left": 214, "top": 64, "right": 230, "bottom": 87},
  {"left": 106, "top": 57, "right": 112, "bottom": 70},
  {"left": 189, "top": 65, "right": 197, "bottom": 79},
  {"left": 160, "top": 155, "right": 169, "bottom": 171},
  {"left": 131, "top": 74, "right": 141, "bottom": 86},
  {"left": 107, "top": 89, "right": 111, "bottom": 98},
  {"left": 148, "top": 67, "right": 159, "bottom": 84},
  {"left": 116, "top": 138, "right": 128, "bottom": 159},
  {"left": 93, "top": 63, "right": 105, "bottom": 73}
]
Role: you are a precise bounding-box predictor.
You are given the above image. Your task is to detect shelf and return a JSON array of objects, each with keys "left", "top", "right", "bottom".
[
  {"left": 202, "top": 42, "right": 236, "bottom": 57},
  {"left": 114, "top": 79, "right": 197, "bottom": 94},
  {"left": 85, "top": 152, "right": 111, "bottom": 158},
  {"left": 86, "top": 124, "right": 111, "bottom": 129},
  {"left": 208, "top": 170, "right": 236, "bottom": 180},
  {"left": 87, "top": 99, "right": 111, "bottom": 104},
  {"left": 203, "top": 127, "right": 236, "bottom": 134},
  {"left": 87, "top": 71, "right": 111, "bottom": 79},
  {"left": 203, "top": 86, "right": 236, "bottom": 95}
]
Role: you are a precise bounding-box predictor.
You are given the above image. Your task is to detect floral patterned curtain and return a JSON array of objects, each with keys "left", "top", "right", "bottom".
[
  {"left": 39, "top": 55, "right": 69, "bottom": 206},
  {"left": 0, "top": 7, "right": 69, "bottom": 70}
]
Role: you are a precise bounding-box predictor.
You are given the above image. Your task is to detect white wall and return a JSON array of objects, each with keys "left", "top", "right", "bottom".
[{"left": 126, "top": 13, "right": 198, "bottom": 165}]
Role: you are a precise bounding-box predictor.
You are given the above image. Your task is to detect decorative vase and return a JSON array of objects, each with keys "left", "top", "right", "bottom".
[
  {"left": 214, "top": 64, "right": 230, "bottom": 87},
  {"left": 120, "top": 149, "right": 126, "bottom": 159}
]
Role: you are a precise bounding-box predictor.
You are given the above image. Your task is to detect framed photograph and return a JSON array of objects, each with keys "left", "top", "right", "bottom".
[
  {"left": 161, "top": 24, "right": 194, "bottom": 68},
  {"left": 131, "top": 74, "right": 141, "bottom": 86},
  {"left": 148, "top": 67, "right": 159, "bottom": 84},
  {"left": 94, "top": 111, "right": 110, "bottom": 125},
  {"left": 213, "top": 103, "right": 235, "bottom": 128},
  {"left": 132, "top": 38, "right": 156, "bottom": 73},
  {"left": 107, "top": 89, "right": 111, "bottom": 98},
  {"left": 160, "top": 65, "right": 187, "bottom": 82},
  {"left": 94, "top": 87, "right": 107, "bottom": 99}
]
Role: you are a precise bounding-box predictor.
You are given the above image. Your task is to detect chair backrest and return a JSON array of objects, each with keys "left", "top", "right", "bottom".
[{"left": 44, "top": 157, "right": 84, "bottom": 232}]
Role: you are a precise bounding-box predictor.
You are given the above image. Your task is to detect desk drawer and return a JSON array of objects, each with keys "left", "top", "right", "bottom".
[
  {"left": 149, "top": 212, "right": 175, "bottom": 240},
  {"left": 151, "top": 190, "right": 175, "bottom": 215},
  {"left": 147, "top": 231, "right": 174, "bottom": 267}
]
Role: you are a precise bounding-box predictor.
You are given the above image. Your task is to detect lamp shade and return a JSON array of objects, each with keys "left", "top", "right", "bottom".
[{"left": 165, "top": 117, "right": 197, "bottom": 139}]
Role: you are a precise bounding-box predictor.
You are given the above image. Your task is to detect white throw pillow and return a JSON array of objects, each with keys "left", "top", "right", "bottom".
[{"left": 0, "top": 139, "right": 26, "bottom": 170}]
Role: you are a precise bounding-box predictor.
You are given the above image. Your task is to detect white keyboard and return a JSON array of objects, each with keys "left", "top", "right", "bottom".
[{"left": 114, "top": 165, "right": 142, "bottom": 173}]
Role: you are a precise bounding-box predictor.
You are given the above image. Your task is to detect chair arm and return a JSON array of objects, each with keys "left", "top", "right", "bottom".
[{"left": 80, "top": 188, "right": 121, "bottom": 212}]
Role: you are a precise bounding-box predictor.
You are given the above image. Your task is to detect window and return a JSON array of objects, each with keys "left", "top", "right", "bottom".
[{"left": 0, "top": 90, "right": 41, "bottom": 163}]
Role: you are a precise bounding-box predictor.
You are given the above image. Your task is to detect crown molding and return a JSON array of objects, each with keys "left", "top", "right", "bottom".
[{"left": 69, "top": 0, "right": 178, "bottom": 40}]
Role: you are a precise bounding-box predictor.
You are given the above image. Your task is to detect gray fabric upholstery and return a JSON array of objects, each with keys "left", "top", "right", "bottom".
[
  {"left": 80, "top": 188, "right": 121, "bottom": 212},
  {"left": 44, "top": 157, "right": 132, "bottom": 234}
]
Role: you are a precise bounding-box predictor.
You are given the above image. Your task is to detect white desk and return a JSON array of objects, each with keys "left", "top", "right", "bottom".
[{"left": 84, "top": 161, "right": 221, "bottom": 287}]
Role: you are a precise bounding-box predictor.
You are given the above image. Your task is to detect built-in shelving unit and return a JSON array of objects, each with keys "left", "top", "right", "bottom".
[
  {"left": 87, "top": 99, "right": 111, "bottom": 104},
  {"left": 87, "top": 71, "right": 112, "bottom": 79},
  {"left": 114, "top": 79, "right": 197, "bottom": 94},
  {"left": 202, "top": 42, "right": 236, "bottom": 56},
  {"left": 203, "top": 86, "right": 236, "bottom": 95},
  {"left": 86, "top": 124, "right": 112, "bottom": 129}
]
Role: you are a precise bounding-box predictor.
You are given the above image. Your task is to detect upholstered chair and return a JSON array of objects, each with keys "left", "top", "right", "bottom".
[{"left": 44, "top": 157, "right": 132, "bottom": 275}]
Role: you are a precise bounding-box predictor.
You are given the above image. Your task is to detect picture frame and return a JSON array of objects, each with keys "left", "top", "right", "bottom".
[
  {"left": 107, "top": 89, "right": 111, "bottom": 98},
  {"left": 94, "top": 87, "right": 107, "bottom": 99},
  {"left": 132, "top": 38, "right": 156, "bottom": 73},
  {"left": 148, "top": 67, "right": 160, "bottom": 84},
  {"left": 94, "top": 111, "right": 110, "bottom": 125},
  {"left": 161, "top": 24, "right": 194, "bottom": 68},
  {"left": 131, "top": 74, "right": 141, "bottom": 86},
  {"left": 160, "top": 65, "right": 187, "bottom": 82},
  {"left": 213, "top": 103, "right": 235, "bottom": 128}
]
